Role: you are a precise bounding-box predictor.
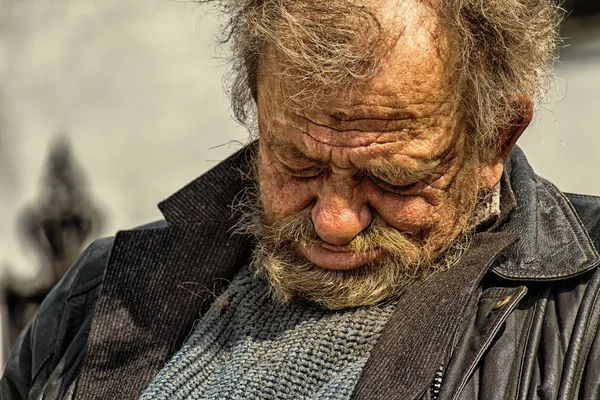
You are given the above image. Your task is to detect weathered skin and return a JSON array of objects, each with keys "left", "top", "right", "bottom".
[{"left": 256, "top": 0, "right": 517, "bottom": 270}]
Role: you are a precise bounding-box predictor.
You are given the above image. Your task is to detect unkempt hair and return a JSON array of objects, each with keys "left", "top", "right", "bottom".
[
  {"left": 198, "top": 0, "right": 563, "bottom": 161},
  {"left": 439, "top": 0, "right": 563, "bottom": 160},
  {"left": 201, "top": 0, "right": 386, "bottom": 125}
]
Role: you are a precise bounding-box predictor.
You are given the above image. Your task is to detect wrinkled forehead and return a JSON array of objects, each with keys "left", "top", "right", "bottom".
[{"left": 256, "top": 0, "right": 452, "bottom": 112}]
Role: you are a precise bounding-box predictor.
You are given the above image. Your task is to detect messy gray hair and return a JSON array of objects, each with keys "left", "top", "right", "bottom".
[
  {"left": 440, "top": 1, "right": 563, "bottom": 160},
  {"left": 199, "top": 0, "right": 563, "bottom": 161}
]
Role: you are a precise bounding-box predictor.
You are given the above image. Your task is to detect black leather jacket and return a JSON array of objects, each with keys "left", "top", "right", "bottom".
[{"left": 2, "top": 146, "right": 600, "bottom": 400}]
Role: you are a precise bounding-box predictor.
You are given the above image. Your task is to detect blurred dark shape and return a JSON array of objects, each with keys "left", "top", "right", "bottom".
[
  {"left": 5, "top": 135, "right": 103, "bottom": 345},
  {"left": 563, "top": 0, "right": 600, "bottom": 16}
]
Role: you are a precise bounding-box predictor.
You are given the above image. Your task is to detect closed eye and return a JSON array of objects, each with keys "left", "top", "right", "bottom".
[
  {"left": 280, "top": 163, "right": 326, "bottom": 179},
  {"left": 370, "top": 176, "right": 420, "bottom": 194}
]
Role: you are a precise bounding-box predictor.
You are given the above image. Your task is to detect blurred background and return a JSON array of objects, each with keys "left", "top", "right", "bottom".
[{"left": 0, "top": 0, "right": 599, "bottom": 366}]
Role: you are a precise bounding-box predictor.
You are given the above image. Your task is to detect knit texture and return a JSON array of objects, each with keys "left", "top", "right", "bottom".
[{"left": 140, "top": 267, "right": 397, "bottom": 400}]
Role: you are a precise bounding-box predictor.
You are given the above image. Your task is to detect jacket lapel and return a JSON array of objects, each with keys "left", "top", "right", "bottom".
[
  {"left": 75, "top": 143, "right": 600, "bottom": 399},
  {"left": 436, "top": 285, "right": 528, "bottom": 400},
  {"left": 352, "top": 232, "right": 519, "bottom": 400},
  {"left": 75, "top": 146, "right": 255, "bottom": 399},
  {"left": 353, "top": 148, "right": 600, "bottom": 400}
]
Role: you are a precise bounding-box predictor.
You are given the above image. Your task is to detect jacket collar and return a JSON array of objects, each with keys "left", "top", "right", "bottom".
[
  {"left": 490, "top": 146, "right": 599, "bottom": 280},
  {"left": 158, "top": 143, "right": 256, "bottom": 226},
  {"left": 78, "top": 142, "right": 598, "bottom": 399},
  {"left": 76, "top": 145, "right": 256, "bottom": 399}
]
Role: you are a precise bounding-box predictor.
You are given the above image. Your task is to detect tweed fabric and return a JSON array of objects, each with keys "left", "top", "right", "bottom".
[{"left": 140, "top": 267, "right": 397, "bottom": 400}]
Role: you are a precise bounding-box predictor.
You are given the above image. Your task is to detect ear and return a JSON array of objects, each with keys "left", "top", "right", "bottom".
[
  {"left": 497, "top": 96, "right": 533, "bottom": 161},
  {"left": 479, "top": 96, "right": 533, "bottom": 190}
]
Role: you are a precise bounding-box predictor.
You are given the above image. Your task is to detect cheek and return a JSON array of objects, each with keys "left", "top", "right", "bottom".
[
  {"left": 373, "top": 160, "right": 477, "bottom": 236},
  {"left": 368, "top": 179, "right": 464, "bottom": 238},
  {"left": 370, "top": 193, "right": 437, "bottom": 233}
]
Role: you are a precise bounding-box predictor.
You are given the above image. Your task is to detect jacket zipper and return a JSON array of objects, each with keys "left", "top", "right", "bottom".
[{"left": 430, "top": 365, "right": 444, "bottom": 400}]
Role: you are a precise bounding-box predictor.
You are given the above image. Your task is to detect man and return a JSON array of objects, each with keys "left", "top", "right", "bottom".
[{"left": 3, "top": 0, "right": 600, "bottom": 399}]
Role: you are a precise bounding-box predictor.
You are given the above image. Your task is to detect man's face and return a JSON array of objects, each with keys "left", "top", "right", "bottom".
[{"left": 250, "top": 1, "right": 500, "bottom": 308}]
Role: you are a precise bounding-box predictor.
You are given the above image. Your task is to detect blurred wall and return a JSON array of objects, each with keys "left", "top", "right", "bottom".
[
  {"left": 520, "top": 16, "right": 600, "bottom": 196},
  {"left": 0, "top": 2, "right": 599, "bottom": 287},
  {"left": 0, "top": 0, "right": 247, "bottom": 285}
]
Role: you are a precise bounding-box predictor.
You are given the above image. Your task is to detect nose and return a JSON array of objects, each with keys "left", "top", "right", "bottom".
[{"left": 311, "top": 181, "right": 372, "bottom": 246}]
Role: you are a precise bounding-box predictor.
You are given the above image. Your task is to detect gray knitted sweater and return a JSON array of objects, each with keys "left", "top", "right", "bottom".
[{"left": 140, "top": 267, "right": 397, "bottom": 399}]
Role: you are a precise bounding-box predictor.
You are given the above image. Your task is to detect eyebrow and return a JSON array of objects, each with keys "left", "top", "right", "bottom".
[
  {"left": 328, "top": 108, "right": 419, "bottom": 123},
  {"left": 266, "top": 135, "right": 326, "bottom": 165},
  {"left": 365, "top": 162, "right": 439, "bottom": 184}
]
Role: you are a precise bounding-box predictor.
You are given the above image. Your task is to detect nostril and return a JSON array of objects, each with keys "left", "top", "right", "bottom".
[{"left": 315, "top": 229, "right": 356, "bottom": 246}]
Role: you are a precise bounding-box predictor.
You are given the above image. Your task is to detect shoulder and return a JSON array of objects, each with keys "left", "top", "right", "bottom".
[
  {"left": 565, "top": 192, "right": 600, "bottom": 244},
  {"left": 42, "top": 234, "right": 115, "bottom": 320},
  {"left": 34, "top": 235, "right": 115, "bottom": 348},
  {"left": 59, "top": 236, "right": 114, "bottom": 298},
  {"left": 48, "top": 219, "right": 168, "bottom": 303},
  {"left": 1, "top": 237, "right": 114, "bottom": 399},
  {"left": 1, "top": 220, "right": 166, "bottom": 399},
  {"left": 561, "top": 193, "right": 600, "bottom": 397}
]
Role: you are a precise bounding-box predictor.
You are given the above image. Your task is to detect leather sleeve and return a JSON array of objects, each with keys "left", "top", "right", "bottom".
[
  {"left": 0, "top": 324, "right": 33, "bottom": 399},
  {"left": 578, "top": 268, "right": 600, "bottom": 399},
  {"left": 568, "top": 195, "right": 600, "bottom": 398},
  {"left": 1, "top": 237, "right": 113, "bottom": 400}
]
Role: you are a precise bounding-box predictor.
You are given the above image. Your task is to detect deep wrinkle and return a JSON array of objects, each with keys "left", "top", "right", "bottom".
[
  {"left": 267, "top": 135, "right": 442, "bottom": 186},
  {"left": 265, "top": 130, "right": 457, "bottom": 188},
  {"left": 283, "top": 101, "right": 457, "bottom": 140},
  {"left": 263, "top": 135, "right": 466, "bottom": 213}
]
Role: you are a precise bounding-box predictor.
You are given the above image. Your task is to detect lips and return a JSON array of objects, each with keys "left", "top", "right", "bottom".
[{"left": 298, "top": 242, "right": 380, "bottom": 270}]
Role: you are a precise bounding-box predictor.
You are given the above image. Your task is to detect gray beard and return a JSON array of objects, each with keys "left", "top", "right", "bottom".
[
  {"left": 231, "top": 153, "right": 499, "bottom": 310},
  {"left": 233, "top": 192, "right": 481, "bottom": 311}
]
